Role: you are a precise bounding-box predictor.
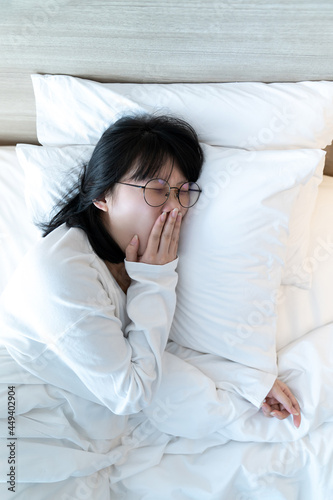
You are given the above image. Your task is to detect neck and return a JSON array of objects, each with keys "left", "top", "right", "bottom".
[{"left": 105, "top": 260, "right": 131, "bottom": 294}]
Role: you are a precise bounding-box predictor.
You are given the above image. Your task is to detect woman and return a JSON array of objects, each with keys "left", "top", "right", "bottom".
[
  {"left": 2, "top": 114, "right": 300, "bottom": 418},
  {"left": 1, "top": 114, "right": 204, "bottom": 416},
  {"left": 0, "top": 115, "right": 300, "bottom": 495}
]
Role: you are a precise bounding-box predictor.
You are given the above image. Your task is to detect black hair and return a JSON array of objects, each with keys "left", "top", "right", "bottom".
[{"left": 41, "top": 114, "right": 204, "bottom": 263}]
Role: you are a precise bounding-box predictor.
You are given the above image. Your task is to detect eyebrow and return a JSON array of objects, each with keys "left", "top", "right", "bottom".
[{"left": 158, "top": 178, "right": 189, "bottom": 187}]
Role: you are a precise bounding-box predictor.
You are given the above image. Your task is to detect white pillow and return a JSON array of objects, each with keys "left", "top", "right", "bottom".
[
  {"left": 16, "top": 144, "right": 94, "bottom": 226},
  {"left": 16, "top": 144, "right": 325, "bottom": 290},
  {"left": 30, "top": 74, "right": 330, "bottom": 288},
  {"left": 32, "top": 74, "right": 333, "bottom": 150},
  {"left": 169, "top": 145, "right": 325, "bottom": 377},
  {"left": 0, "top": 147, "right": 40, "bottom": 294}
]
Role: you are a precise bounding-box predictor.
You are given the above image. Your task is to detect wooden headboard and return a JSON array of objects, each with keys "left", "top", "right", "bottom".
[{"left": 1, "top": 0, "right": 333, "bottom": 173}]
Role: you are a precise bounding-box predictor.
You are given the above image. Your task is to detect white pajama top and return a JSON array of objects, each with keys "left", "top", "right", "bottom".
[{"left": 0, "top": 224, "right": 178, "bottom": 416}]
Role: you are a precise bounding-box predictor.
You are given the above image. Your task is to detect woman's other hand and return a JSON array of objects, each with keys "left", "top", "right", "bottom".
[
  {"left": 126, "top": 208, "right": 182, "bottom": 265},
  {"left": 261, "top": 379, "right": 301, "bottom": 428}
]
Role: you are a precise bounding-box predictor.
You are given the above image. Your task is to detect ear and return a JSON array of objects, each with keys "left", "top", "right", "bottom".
[{"left": 93, "top": 198, "right": 108, "bottom": 212}]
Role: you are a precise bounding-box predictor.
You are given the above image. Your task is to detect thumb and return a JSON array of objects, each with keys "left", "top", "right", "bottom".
[{"left": 125, "top": 235, "right": 139, "bottom": 262}]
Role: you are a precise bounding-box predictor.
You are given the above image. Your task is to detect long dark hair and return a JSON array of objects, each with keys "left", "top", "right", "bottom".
[{"left": 41, "top": 114, "right": 204, "bottom": 263}]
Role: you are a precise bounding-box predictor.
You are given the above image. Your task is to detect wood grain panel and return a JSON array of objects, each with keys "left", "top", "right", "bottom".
[
  {"left": 324, "top": 144, "right": 333, "bottom": 176},
  {"left": 1, "top": 0, "right": 333, "bottom": 173}
]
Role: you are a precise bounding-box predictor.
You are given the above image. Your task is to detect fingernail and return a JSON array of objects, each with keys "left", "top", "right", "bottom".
[
  {"left": 177, "top": 212, "right": 182, "bottom": 219},
  {"left": 270, "top": 412, "right": 277, "bottom": 417},
  {"left": 130, "top": 235, "right": 138, "bottom": 245},
  {"left": 161, "top": 212, "right": 167, "bottom": 222},
  {"left": 172, "top": 208, "right": 178, "bottom": 218},
  {"left": 293, "top": 411, "right": 299, "bottom": 416}
]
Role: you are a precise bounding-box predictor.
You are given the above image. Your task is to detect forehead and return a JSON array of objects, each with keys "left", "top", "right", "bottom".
[
  {"left": 127, "top": 156, "right": 186, "bottom": 183},
  {"left": 157, "top": 160, "right": 187, "bottom": 183}
]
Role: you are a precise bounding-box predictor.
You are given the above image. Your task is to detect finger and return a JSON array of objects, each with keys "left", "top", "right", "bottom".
[
  {"left": 266, "top": 397, "right": 280, "bottom": 406},
  {"left": 125, "top": 235, "right": 139, "bottom": 262},
  {"left": 271, "top": 408, "right": 301, "bottom": 427},
  {"left": 282, "top": 386, "right": 302, "bottom": 428},
  {"left": 287, "top": 392, "right": 301, "bottom": 418},
  {"left": 272, "top": 381, "right": 302, "bottom": 428},
  {"left": 270, "top": 409, "right": 290, "bottom": 421},
  {"left": 293, "top": 413, "right": 301, "bottom": 428},
  {"left": 158, "top": 208, "right": 179, "bottom": 256},
  {"left": 279, "top": 382, "right": 301, "bottom": 418},
  {"left": 143, "top": 212, "right": 167, "bottom": 258},
  {"left": 167, "top": 210, "right": 182, "bottom": 258},
  {"left": 261, "top": 403, "right": 274, "bottom": 418},
  {"left": 272, "top": 382, "right": 297, "bottom": 417}
]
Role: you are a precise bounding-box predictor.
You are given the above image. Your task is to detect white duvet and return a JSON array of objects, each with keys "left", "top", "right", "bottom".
[
  {"left": 113, "top": 322, "right": 333, "bottom": 497},
  {"left": 1, "top": 321, "right": 333, "bottom": 499}
]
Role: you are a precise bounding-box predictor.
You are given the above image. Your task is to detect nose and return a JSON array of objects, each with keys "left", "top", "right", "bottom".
[{"left": 162, "top": 189, "right": 187, "bottom": 216}]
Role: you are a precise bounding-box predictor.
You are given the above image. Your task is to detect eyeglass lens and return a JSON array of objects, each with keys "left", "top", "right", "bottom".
[{"left": 144, "top": 178, "right": 200, "bottom": 208}]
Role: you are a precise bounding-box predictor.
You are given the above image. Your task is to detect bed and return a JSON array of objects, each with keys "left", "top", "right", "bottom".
[{"left": 1, "top": 2, "right": 333, "bottom": 499}]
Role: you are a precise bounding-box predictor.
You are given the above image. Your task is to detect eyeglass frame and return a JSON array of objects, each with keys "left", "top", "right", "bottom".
[{"left": 115, "top": 178, "right": 202, "bottom": 208}]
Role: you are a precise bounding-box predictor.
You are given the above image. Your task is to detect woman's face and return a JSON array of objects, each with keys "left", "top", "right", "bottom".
[{"left": 94, "top": 160, "right": 189, "bottom": 257}]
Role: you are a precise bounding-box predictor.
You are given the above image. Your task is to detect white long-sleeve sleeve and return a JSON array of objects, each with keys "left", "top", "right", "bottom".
[
  {"left": 142, "top": 343, "right": 276, "bottom": 439},
  {"left": 165, "top": 342, "right": 277, "bottom": 408},
  {"left": 0, "top": 225, "right": 178, "bottom": 415}
]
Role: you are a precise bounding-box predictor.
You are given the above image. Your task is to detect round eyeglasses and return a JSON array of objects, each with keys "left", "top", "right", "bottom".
[{"left": 116, "top": 178, "right": 202, "bottom": 208}]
